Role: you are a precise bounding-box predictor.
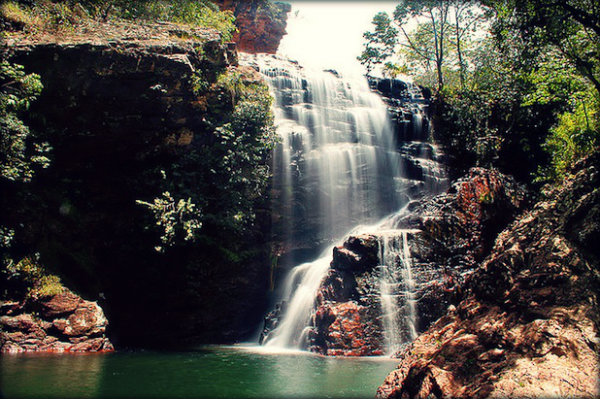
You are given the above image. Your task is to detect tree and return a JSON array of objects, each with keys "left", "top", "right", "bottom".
[
  {"left": 394, "top": 0, "right": 451, "bottom": 91},
  {"left": 450, "top": 0, "right": 488, "bottom": 89},
  {"left": 358, "top": 12, "right": 398, "bottom": 76},
  {"left": 485, "top": 0, "right": 600, "bottom": 98}
]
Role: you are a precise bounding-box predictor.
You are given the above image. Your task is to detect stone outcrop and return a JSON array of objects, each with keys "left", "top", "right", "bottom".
[
  {"left": 368, "top": 77, "right": 432, "bottom": 142},
  {"left": 367, "top": 76, "right": 448, "bottom": 202},
  {"left": 309, "top": 235, "right": 385, "bottom": 356},
  {"left": 301, "top": 168, "right": 527, "bottom": 356},
  {"left": 215, "top": 0, "right": 291, "bottom": 54},
  {"left": 377, "top": 152, "right": 600, "bottom": 398},
  {"left": 398, "top": 167, "right": 529, "bottom": 331},
  {"left": 1, "top": 291, "right": 113, "bottom": 353}
]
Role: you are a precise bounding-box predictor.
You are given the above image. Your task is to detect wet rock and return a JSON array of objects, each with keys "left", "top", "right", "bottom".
[
  {"left": 259, "top": 301, "right": 286, "bottom": 345},
  {"left": 306, "top": 235, "right": 384, "bottom": 355},
  {"left": 331, "top": 235, "right": 379, "bottom": 273},
  {"left": 307, "top": 168, "right": 527, "bottom": 357},
  {"left": 309, "top": 302, "right": 384, "bottom": 357},
  {"left": 377, "top": 152, "right": 600, "bottom": 398}
]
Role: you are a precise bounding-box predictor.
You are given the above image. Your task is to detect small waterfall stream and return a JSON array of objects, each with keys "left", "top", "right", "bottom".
[
  {"left": 378, "top": 230, "right": 419, "bottom": 355},
  {"left": 243, "top": 54, "right": 446, "bottom": 353}
]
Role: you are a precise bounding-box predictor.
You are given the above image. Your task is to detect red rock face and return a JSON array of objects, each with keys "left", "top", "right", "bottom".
[
  {"left": 1, "top": 291, "right": 113, "bottom": 353},
  {"left": 215, "top": 0, "right": 291, "bottom": 54},
  {"left": 307, "top": 235, "right": 385, "bottom": 356}
]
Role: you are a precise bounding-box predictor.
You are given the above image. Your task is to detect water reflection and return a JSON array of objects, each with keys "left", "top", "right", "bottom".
[
  {"left": 1, "top": 347, "right": 397, "bottom": 399},
  {"left": 1, "top": 352, "right": 105, "bottom": 398}
]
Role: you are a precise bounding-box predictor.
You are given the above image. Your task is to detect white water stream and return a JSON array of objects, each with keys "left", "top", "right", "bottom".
[{"left": 378, "top": 230, "right": 419, "bottom": 354}]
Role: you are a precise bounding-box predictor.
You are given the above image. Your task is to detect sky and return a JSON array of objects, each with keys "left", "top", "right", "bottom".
[{"left": 278, "top": 1, "right": 397, "bottom": 75}]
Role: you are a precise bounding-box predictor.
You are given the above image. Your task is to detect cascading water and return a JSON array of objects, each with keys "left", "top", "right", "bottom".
[
  {"left": 377, "top": 230, "right": 419, "bottom": 355},
  {"left": 243, "top": 53, "right": 446, "bottom": 352}
]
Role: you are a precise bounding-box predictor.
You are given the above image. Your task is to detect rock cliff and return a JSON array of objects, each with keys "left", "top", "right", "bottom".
[
  {"left": 215, "top": 0, "right": 291, "bottom": 53},
  {"left": 377, "top": 152, "right": 599, "bottom": 398},
  {"left": 1, "top": 20, "right": 274, "bottom": 348}
]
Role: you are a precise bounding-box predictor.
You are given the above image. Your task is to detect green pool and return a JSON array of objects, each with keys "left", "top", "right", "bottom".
[{"left": 0, "top": 345, "right": 398, "bottom": 398}]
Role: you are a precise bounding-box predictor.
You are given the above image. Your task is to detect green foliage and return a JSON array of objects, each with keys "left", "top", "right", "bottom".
[
  {"left": 136, "top": 190, "right": 202, "bottom": 252},
  {"left": 0, "top": 1, "right": 90, "bottom": 32},
  {"left": 393, "top": 0, "right": 453, "bottom": 90},
  {"left": 139, "top": 70, "right": 276, "bottom": 251},
  {"left": 485, "top": 0, "right": 600, "bottom": 98},
  {"left": 199, "top": 74, "right": 276, "bottom": 232},
  {"left": 0, "top": 1, "right": 33, "bottom": 27},
  {"left": 392, "top": 0, "right": 600, "bottom": 184},
  {"left": 432, "top": 32, "right": 575, "bottom": 182},
  {"left": 2, "top": 1, "right": 236, "bottom": 42},
  {"left": 2, "top": 255, "right": 64, "bottom": 301},
  {"left": 0, "top": 60, "right": 49, "bottom": 183},
  {"left": 539, "top": 92, "right": 599, "bottom": 181},
  {"left": 358, "top": 12, "right": 398, "bottom": 76},
  {"left": 81, "top": 0, "right": 237, "bottom": 42}
]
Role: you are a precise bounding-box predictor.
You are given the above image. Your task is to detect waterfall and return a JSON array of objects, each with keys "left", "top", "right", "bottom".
[
  {"left": 243, "top": 53, "right": 446, "bottom": 352},
  {"left": 378, "top": 230, "right": 418, "bottom": 355}
]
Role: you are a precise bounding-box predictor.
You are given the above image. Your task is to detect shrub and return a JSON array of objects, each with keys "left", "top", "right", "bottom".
[
  {"left": 0, "top": 1, "right": 89, "bottom": 32},
  {"left": 539, "top": 93, "right": 599, "bottom": 181},
  {"left": 2, "top": 255, "right": 64, "bottom": 301},
  {"left": 136, "top": 190, "right": 202, "bottom": 253},
  {"left": 85, "top": 0, "right": 237, "bottom": 42},
  {"left": 0, "top": 1, "right": 35, "bottom": 28},
  {"left": 0, "top": 60, "right": 48, "bottom": 183}
]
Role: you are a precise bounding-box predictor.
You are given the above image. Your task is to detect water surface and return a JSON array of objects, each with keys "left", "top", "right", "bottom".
[{"left": 0, "top": 345, "right": 397, "bottom": 398}]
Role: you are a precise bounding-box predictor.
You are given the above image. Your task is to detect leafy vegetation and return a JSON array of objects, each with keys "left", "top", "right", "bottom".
[
  {"left": 1, "top": 254, "right": 64, "bottom": 301},
  {"left": 136, "top": 190, "right": 202, "bottom": 253},
  {"left": 0, "top": 60, "right": 49, "bottom": 285},
  {"left": 1, "top": 0, "right": 237, "bottom": 42},
  {"left": 1, "top": 1, "right": 91, "bottom": 32},
  {"left": 143, "top": 68, "right": 276, "bottom": 250},
  {"left": 0, "top": 60, "right": 48, "bottom": 183},
  {"left": 361, "top": 0, "right": 600, "bottom": 184},
  {"left": 358, "top": 12, "right": 398, "bottom": 76}
]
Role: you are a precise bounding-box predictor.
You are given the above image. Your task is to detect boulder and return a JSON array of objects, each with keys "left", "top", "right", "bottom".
[
  {"left": 331, "top": 234, "right": 379, "bottom": 273},
  {"left": 310, "top": 302, "right": 384, "bottom": 357}
]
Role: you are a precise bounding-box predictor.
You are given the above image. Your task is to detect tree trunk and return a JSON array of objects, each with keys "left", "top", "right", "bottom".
[{"left": 455, "top": 8, "right": 465, "bottom": 90}]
